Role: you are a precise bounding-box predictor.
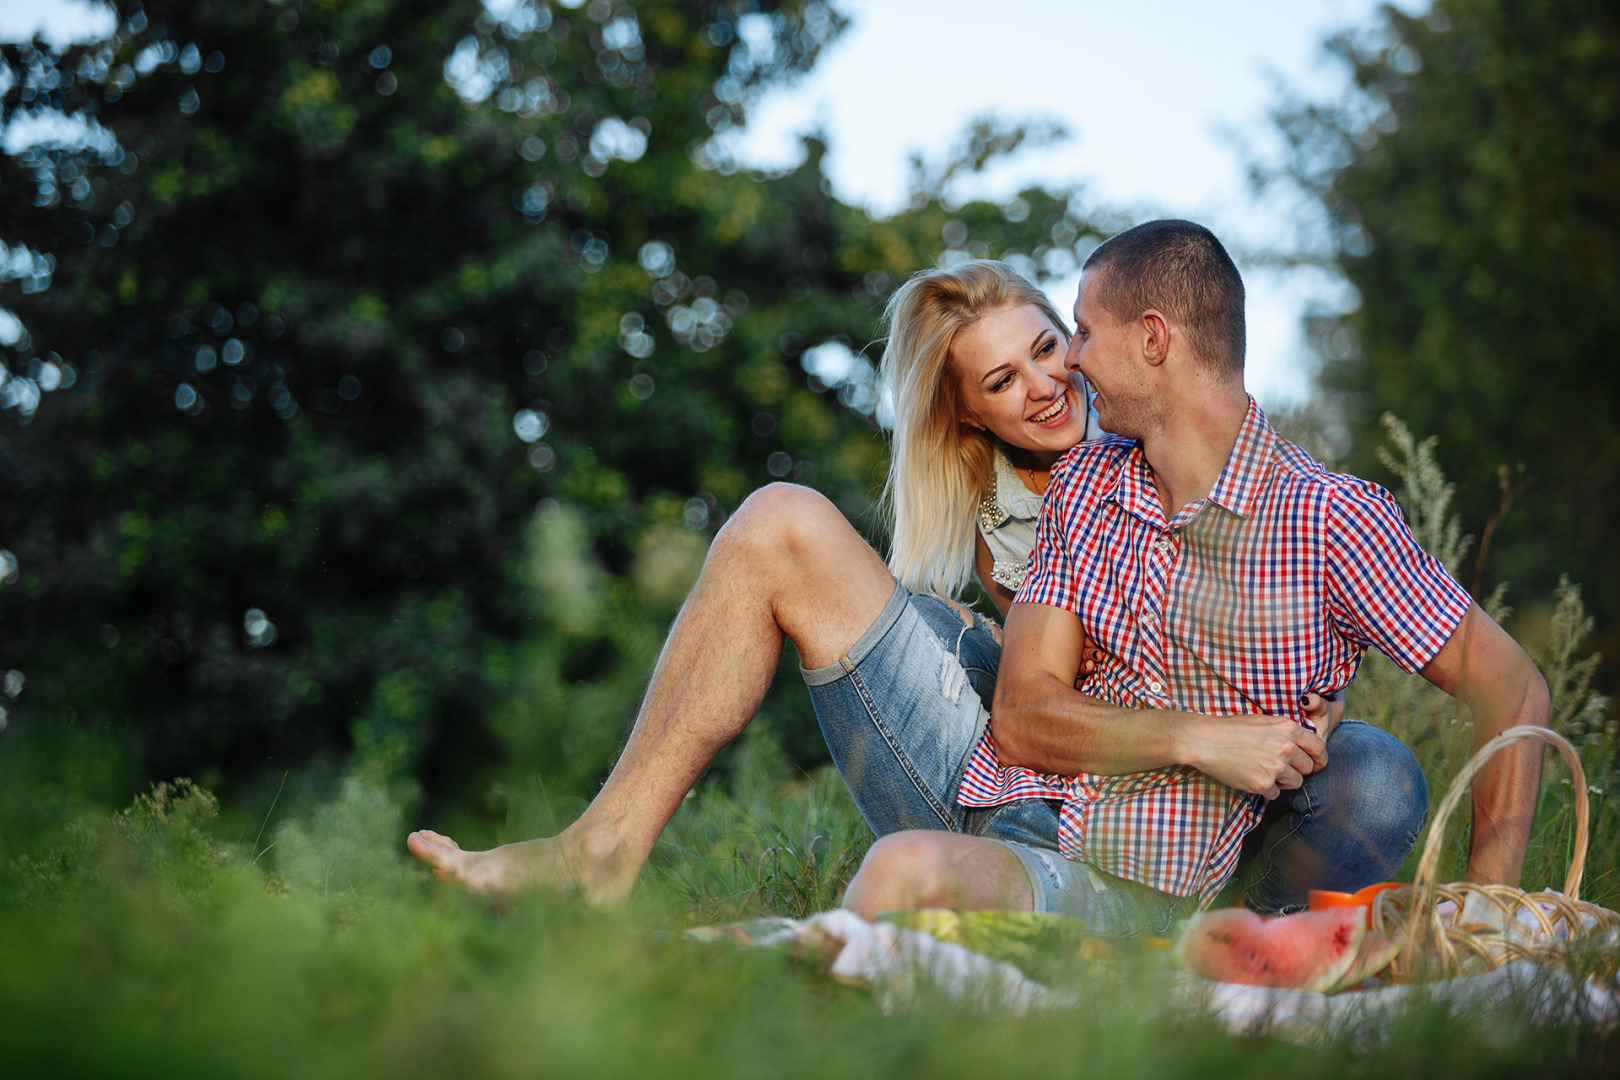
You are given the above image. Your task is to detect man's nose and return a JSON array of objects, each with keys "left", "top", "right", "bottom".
[{"left": 1063, "top": 336, "right": 1083, "bottom": 372}]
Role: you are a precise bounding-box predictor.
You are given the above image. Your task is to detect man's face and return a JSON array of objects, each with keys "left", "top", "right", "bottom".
[{"left": 1069, "top": 269, "right": 1164, "bottom": 440}]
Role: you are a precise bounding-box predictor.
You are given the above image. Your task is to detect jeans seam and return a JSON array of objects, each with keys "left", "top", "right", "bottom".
[
  {"left": 1241, "top": 809, "right": 1311, "bottom": 909},
  {"left": 845, "top": 664, "right": 960, "bottom": 833}
]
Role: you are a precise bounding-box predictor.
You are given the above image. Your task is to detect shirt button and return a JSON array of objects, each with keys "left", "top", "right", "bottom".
[
  {"left": 1149, "top": 679, "right": 1163, "bottom": 693},
  {"left": 1155, "top": 538, "right": 1171, "bottom": 554}
]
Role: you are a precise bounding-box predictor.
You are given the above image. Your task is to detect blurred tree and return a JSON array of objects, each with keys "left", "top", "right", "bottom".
[
  {"left": 0, "top": 0, "right": 1103, "bottom": 815},
  {"left": 1269, "top": 0, "right": 1620, "bottom": 672}
]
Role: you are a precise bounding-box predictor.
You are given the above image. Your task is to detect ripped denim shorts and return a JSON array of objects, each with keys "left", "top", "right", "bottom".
[{"left": 801, "top": 582, "right": 1190, "bottom": 936}]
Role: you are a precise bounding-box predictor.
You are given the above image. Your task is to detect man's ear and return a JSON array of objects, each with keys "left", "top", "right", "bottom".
[{"left": 1140, "top": 309, "right": 1171, "bottom": 367}]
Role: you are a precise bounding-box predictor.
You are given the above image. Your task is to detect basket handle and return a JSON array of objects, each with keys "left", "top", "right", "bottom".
[{"left": 1406, "top": 725, "right": 1588, "bottom": 933}]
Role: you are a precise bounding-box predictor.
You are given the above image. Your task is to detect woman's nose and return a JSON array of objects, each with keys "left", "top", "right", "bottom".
[{"left": 1030, "top": 368, "right": 1062, "bottom": 398}]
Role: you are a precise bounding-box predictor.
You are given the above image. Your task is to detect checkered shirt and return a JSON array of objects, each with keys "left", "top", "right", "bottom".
[{"left": 958, "top": 398, "right": 1472, "bottom": 903}]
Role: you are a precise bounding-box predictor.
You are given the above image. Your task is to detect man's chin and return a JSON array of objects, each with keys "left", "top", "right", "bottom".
[
  {"left": 1095, "top": 406, "right": 1135, "bottom": 441},
  {"left": 1095, "top": 398, "right": 1157, "bottom": 442}
]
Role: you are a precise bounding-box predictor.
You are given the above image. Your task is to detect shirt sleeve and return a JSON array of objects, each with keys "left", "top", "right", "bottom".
[
  {"left": 1013, "top": 461, "right": 1083, "bottom": 612},
  {"left": 1324, "top": 478, "right": 1473, "bottom": 673}
]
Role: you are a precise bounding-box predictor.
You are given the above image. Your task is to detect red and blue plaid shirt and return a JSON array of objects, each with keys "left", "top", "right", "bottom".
[{"left": 958, "top": 399, "right": 1472, "bottom": 903}]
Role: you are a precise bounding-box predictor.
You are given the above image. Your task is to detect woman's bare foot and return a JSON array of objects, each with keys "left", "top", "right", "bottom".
[{"left": 405, "top": 823, "right": 643, "bottom": 906}]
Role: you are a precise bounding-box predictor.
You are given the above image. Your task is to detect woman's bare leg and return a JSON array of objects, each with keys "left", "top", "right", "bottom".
[
  {"left": 407, "top": 484, "right": 898, "bottom": 904},
  {"left": 841, "top": 831, "right": 1034, "bottom": 919}
]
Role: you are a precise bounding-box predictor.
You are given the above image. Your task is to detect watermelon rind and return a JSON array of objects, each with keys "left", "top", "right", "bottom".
[{"left": 1325, "top": 930, "right": 1406, "bottom": 993}]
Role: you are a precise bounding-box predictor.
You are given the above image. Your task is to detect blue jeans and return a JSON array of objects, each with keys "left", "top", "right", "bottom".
[
  {"left": 1233, "top": 718, "right": 1429, "bottom": 914},
  {"left": 801, "top": 583, "right": 1428, "bottom": 934}
]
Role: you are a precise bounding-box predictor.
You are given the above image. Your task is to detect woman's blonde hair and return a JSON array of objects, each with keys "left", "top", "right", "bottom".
[{"left": 879, "top": 260, "right": 1070, "bottom": 598}]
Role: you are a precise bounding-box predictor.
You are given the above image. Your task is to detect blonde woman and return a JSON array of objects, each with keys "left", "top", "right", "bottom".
[{"left": 408, "top": 261, "right": 1337, "bottom": 932}]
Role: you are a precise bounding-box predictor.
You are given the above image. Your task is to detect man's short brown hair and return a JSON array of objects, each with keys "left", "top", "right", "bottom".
[{"left": 1082, "top": 220, "right": 1245, "bottom": 377}]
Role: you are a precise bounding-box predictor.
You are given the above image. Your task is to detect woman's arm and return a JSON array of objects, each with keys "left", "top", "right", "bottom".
[
  {"left": 974, "top": 534, "right": 1018, "bottom": 619},
  {"left": 976, "top": 534, "right": 1102, "bottom": 681}
]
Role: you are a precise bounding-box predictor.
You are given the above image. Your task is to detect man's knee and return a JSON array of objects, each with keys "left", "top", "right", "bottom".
[
  {"left": 1318, "top": 722, "right": 1429, "bottom": 843},
  {"left": 853, "top": 831, "right": 957, "bottom": 909}
]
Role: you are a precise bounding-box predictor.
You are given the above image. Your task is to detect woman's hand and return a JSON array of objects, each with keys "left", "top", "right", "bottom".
[
  {"left": 1300, "top": 692, "right": 1345, "bottom": 743},
  {"left": 1074, "top": 627, "right": 1105, "bottom": 687}
]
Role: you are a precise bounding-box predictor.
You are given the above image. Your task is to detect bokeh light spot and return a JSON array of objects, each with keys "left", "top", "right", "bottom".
[
  {"left": 513, "top": 408, "right": 549, "bottom": 442},
  {"left": 243, "top": 608, "right": 278, "bottom": 647},
  {"left": 527, "top": 443, "right": 556, "bottom": 471}
]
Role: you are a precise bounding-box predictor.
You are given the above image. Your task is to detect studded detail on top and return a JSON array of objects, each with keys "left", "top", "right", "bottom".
[
  {"left": 978, "top": 491, "right": 1009, "bottom": 534},
  {"left": 990, "top": 559, "right": 1027, "bottom": 592}
]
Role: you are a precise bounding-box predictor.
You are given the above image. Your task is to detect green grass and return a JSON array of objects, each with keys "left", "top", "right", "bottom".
[{"left": 2, "top": 707, "right": 1618, "bottom": 1080}]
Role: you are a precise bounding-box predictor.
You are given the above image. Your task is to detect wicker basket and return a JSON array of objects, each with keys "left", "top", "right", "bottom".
[{"left": 1366, "top": 725, "right": 1620, "bottom": 983}]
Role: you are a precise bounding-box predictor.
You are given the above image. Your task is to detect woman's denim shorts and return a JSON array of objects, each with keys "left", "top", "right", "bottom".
[{"left": 800, "top": 582, "right": 1191, "bottom": 936}]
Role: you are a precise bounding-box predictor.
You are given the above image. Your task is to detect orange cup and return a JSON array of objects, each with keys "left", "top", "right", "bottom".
[{"left": 1307, "top": 882, "right": 1405, "bottom": 928}]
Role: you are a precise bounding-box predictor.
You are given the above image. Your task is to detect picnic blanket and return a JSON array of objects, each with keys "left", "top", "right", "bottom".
[
  {"left": 689, "top": 908, "right": 1620, "bottom": 1042},
  {"left": 688, "top": 909, "right": 1075, "bottom": 1013}
]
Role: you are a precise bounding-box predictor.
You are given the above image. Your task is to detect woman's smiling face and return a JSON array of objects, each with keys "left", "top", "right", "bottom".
[{"left": 951, "top": 302, "right": 1087, "bottom": 464}]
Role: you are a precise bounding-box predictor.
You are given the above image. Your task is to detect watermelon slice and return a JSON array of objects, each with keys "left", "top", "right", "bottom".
[{"left": 1173, "top": 906, "right": 1365, "bottom": 992}]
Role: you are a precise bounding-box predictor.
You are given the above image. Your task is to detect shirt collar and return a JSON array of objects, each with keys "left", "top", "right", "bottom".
[
  {"left": 1111, "top": 443, "right": 1166, "bottom": 529},
  {"left": 1105, "top": 396, "right": 1275, "bottom": 526},
  {"left": 1205, "top": 397, "right": 1274, "bottom": 519}
]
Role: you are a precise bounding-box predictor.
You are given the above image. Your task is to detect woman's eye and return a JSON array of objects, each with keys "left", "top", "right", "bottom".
[
  {"left": 1037, "top": 339, "right": 1057, "bottom": 356},
  {"left": 992, "top": 374, "right": 1013, "bottom": 392}
]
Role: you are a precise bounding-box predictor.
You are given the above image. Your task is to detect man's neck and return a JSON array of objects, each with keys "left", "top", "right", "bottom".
[{"left": 1140, "top": 387, "right": 1250, "bottom": 521}]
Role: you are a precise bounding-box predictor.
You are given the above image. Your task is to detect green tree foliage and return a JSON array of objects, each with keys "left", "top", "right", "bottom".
[
  {"left": 1269, "top": 0, "right": 1620, "bottom": 670},
  {"left": 0, "top": 0, "right": 1103, "bottom": 812}
]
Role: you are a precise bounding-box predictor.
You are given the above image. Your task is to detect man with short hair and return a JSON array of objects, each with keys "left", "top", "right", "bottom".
[{"left": 972, "top": 220, "right": 1547, "bottom": 913}]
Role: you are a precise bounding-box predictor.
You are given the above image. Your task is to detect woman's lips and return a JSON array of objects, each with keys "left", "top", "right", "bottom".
[{"left": 1029, "top": 390, "right": 1072, "bottom": 425}]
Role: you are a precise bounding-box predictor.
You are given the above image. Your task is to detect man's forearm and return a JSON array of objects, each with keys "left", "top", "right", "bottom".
[
  {"left": 1420, "top": 604, "right": 1552, "bottom": 887},
  {"left": 993, "top": 602, "right": 1326, "bottom": 798},
  {"left": 991, "top": 670, "right": 1184, "bottom": 777},
  {"left": 990, "top": 669, "right": 1327, "bottom": 799},
  {"left": 1462, "top": 676, "right": 1550, "bottom": 885}
]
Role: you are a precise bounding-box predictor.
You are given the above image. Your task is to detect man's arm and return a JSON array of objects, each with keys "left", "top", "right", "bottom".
[
  {"left": 991, "top": 601, "right": 1327, "bottom": 800},
  {"left": 1419, "top": 602, "right": 1550, "bottom": 886}
]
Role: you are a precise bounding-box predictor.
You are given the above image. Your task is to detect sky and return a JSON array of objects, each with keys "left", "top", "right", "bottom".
[
  {"left": 723, "top": 0, "right": 1425, "bottom": 405},
  {"left": 1, "top": 0, "right": 1425, "bottom": 405}
]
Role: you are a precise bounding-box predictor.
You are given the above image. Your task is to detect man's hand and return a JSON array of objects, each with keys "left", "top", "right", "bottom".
[{"left": 1174, "top": 713, "right": 1328, "bottom": 800}]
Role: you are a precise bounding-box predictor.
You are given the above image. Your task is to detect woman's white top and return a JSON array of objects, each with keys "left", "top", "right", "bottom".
[
  {"left": 975, "top": 393, "right": 1102, "bottom": 593},
  {"left": 977, "top": 449, "right": 1047, "bottom": 592}
]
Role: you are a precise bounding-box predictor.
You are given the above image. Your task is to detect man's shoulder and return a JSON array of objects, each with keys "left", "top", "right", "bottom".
[
  {"left": 1264, "top": 433, "right": 1424, "bottom": 570},
  {"left": 1055, "top": 432, "right": 1135, "bottom": 476},
  {"left": 1047, "top": 434, "right": 1134, "bottom": 504},
  {"left": 1267, "top": 432, "right": 1397, "bottom": 509}
]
